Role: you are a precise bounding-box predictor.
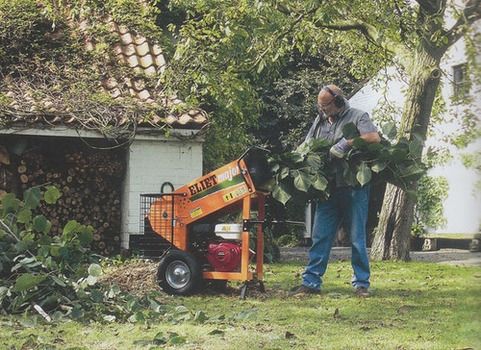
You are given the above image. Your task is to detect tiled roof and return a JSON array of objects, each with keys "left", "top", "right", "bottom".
[{"left": 1, "top": 18, "right": 207, "bottom": 130}]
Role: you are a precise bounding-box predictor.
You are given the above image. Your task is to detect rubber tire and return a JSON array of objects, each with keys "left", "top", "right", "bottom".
[{"left": 157, "top": 250, "right": 202, "bottom": 295}]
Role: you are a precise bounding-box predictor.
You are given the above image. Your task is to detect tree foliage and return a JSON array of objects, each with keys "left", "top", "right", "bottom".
[
  {"left": 160, "top": 0, "right": 386, "bottom": 170},
  {"left": 0, "top": 187, "right": 198, "bottom": 322},
  {"left": 412, "top": 175, "right": 449, "bottom": 235}
]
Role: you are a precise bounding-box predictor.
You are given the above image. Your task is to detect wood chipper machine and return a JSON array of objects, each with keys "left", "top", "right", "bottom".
[{"left": 140, "top": 147, "right": 274, "bottom": 297}]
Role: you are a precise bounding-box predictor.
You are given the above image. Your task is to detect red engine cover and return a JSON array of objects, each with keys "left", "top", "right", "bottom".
[{"left": 207, "top": 242, "right": 242, "bottom": 272}]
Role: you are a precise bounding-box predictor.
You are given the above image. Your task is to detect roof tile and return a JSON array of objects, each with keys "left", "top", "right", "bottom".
[
  {"left": 143, "top": 65, "right": 157, "bottom": 75},
  {"left": 138, "top": 53, "right": 154, "bottom": 68},
  {"left": 120, "top": 31, "right": 134, "bottom": 45},
  {"left": 2, "top": 17, "right": 207, "bottom": 130},
  {"left": 122, "top": 43, "right": 137, "bottom": 56},
  {"left": 126, "top": 54, "right": 140, "bottom": 68}
]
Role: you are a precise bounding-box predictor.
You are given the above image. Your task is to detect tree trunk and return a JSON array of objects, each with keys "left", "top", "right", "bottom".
[
  {"left": 371, "top": 48, "right": 443, "bottom": 261},
  {"left": 370, "top": 183, "right": 416, "bottom": 260}
]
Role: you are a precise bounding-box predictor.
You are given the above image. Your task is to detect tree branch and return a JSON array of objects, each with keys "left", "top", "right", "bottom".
[
  {"left": 415, "top": 0, "right": 439, "bottom": 14},
  {"left": 444, "top": 0, "right": 481, "bottom": 47},
  {"left": 313, "top": 21, "right": 402, "bottom": 55},
  {"left": 315, "top": 22, "right": 377, "bottom": 43}
]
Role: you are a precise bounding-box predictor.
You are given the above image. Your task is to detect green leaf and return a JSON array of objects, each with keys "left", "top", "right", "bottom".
[
  {"left": 408, "top": 138, "right": 423, "bottom": 156},
  {"left": 169, "top": 335, "right": 186, "bottom": 345},
  {"left": 306, "top": 154, "right": 322, "bottom": 169},
  {"left": 153, "top": 332, "right": 167, "bottom": 345},
  {"left": 44, "top": 186, "right": 61, "bottom": 204},
  {"left": 371, "top": 161, "right": 387, "bottom": 173},
  {"left": 32, "top": 215, "right": 50, "bottom": 234},
  {"left": 400, "top": 165, "right": 425, "bottom": 179},
  {"left": 71, "top": 305, "right": 85, "bottom": 319},
  {"left": 291, "top": 153, "right": 304, "bottom": 163},
  {"left": 308, "top": 138, "right": 331, "bottom": 152},
  {"left": 88, "top": 263, "right": 102, "bottom": 277},
  {"left": 17, "top": 208, "right": 32, "bottom": 224},
  {"left": 51, "top": 275, "right": 66, "bottom": 287},
  {"left": 367, "top": 143, "right": 383, "bottom": 153},
  {"left": 233, "top": 308, "right": 258, "bottom": 320},
  {"left": 86, "top": 275, "right": 98, "bottom": 286},
  {"left": 293, "top": 171, "right": 310, "bottom": 192},
  {"left": 279, "top": 167, "right": 289, "bottom": 179},
  {"left": 50, "top": 246, "right": 61, "bottom": 257},
  {"left": 356, "top": 162, "right": 372, "bottom": 186},
  {"left": 390, "top": 148, "right": 408, "bottom": 162},
  {"left": 342, "top": 122, "right": 359, "bottom": 139},
  {"left": 14, "top": 273, "right": 46, "bottom": 291},
  {"left": 23, "top": 187, "right": 41, "bottom": 210},
  {"left": 193, "top": 310, "right": 208, "bottom": 323},
  {"left": 352, "top": 137, "right": 367, "bottom": 149},
  {"left": 312, "top": 174, "right": 328, "bottom": 191},
  {"left": 1, "top": 193, "right": 20, "bottom": 215},
  {"left": 382, "top": 121, "right": 397, "bottom": 139},
  {"left": 174, "top": 305, "right": 190, "bottom": 314},
  {"left": 78, "top": 229, "right": 93, "bottom": 246},
  {"left": 63, "top": 220, "right": 79, "bottom": 235},
  {"left": 270, "top": 163, "right": 280, "bottom": 173},
  {"left": 272, "top": 184, "right": 292, "bottom": 205}
]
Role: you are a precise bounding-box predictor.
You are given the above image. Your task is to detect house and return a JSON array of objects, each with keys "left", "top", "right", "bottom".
[
  {"left": 349, "top": 20, "right": 481, "bottom": 245},
  {"left": 0, "top": 14, "right": 208, "bottom": 253}
]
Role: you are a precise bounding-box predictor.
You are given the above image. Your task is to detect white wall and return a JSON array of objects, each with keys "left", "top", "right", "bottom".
[{"left": 121, "top": 138, "right": 203, "bottom": 248}]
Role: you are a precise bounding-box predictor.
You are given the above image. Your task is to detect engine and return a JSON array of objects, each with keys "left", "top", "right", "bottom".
[
  {"left": 190, "top": 223, "right": 252, "bottom": 272},
  {"left": 206, "top": 242, "right": 242, "bottom": 272}
]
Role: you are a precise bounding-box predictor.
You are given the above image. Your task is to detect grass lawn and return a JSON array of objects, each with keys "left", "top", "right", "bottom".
[{"left": 1, "top": 260, "right": 480, "bottom": 350}]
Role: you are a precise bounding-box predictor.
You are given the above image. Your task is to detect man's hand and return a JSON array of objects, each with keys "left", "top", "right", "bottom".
[{"left": 330, "top": 138, "right": 351, "bottom": 158}]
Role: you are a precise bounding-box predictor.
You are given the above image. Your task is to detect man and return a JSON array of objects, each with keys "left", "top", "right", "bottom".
[{"left": 291, "top": 85, "right": 381, "bottom": 297}]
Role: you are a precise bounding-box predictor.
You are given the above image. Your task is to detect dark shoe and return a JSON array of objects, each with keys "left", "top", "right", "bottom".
[
  {"left": 289, "top": 285, "right": 320, "bottom": 296},
  {"left": 355, "top": 286, "right": 370, "bottom": 298}
]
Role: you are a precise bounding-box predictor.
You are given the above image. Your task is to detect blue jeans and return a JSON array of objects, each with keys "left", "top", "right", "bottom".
[{"left": 302, "top": 185, "right": 371, "bottom": 290}]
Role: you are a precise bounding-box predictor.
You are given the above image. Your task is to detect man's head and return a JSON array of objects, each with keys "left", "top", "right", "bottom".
[{"left": 317, "top": 85, "right": 345, "bottom": 117}]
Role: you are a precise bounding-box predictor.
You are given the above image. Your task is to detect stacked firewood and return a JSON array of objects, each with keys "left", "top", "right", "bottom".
[{"left": 0, "top": 141, "right": 124, "bottom": 255}]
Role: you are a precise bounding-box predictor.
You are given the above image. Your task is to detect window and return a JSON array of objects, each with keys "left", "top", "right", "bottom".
[{"left": 452, "top": 64, "right": 470, "bottom": 100}]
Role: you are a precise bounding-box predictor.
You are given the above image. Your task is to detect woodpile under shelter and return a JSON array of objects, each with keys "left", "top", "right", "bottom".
[{"left": 0, "top": 15, "right": 208, "bottom": 255}]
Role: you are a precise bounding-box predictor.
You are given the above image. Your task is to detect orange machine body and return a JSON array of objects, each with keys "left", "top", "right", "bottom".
[{"left": 147, "top": 155, "right": 266, "bottom": 282}]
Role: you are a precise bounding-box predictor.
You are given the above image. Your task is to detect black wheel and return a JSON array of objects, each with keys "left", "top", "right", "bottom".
[{"left": 157, "top": 250, "right": 202, "bottom": 295}]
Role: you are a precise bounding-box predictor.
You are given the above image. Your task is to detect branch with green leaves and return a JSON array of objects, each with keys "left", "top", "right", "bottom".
[{"left": 266, "top": 122, "right": 426, "bottom": 206}]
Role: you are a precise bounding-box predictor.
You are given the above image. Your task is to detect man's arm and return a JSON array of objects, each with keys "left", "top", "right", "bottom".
[{"left": 347, "top": 131, "right": 381, "bottom": 146}]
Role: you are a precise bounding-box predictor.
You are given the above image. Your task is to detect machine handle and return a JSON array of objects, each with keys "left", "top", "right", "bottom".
[{"left": 160, "top": 182, "right": 175, "bottom": 193}]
